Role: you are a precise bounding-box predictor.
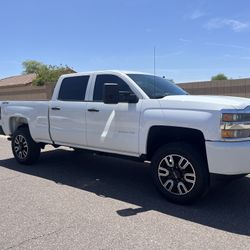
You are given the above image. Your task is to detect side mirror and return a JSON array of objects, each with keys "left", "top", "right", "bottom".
[
  {"left": 103, "top": 83, "right": 119, "bottom": 104},
  {"left": 129, "top": 94, "right": 139, "bottom": 103},
  {"left": 119, "top": 91, "right": 139, "bottom": 103}
]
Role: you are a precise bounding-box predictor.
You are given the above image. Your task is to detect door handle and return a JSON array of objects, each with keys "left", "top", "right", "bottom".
[
  {"left": 51, "top": 107, "right": 61, "bottom": 111},
  {"left": 87, "top": 108, "right": 99, "bottom": 112}
]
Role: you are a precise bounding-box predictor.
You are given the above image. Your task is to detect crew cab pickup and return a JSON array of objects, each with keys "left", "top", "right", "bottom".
[{"left": 1, "top": 70, "right": 250, "bottom": 204}]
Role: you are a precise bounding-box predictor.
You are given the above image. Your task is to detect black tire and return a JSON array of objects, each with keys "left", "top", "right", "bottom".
[
  {"left": 151, "top": 142, "right": 210, "bottom": 204},
  {"left": 11, "top": 127, "right": 41, "bottom": 165}
]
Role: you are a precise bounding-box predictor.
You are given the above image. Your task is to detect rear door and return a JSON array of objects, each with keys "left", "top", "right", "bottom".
[{"left": 49, "top": 75, "right": 90, "bottom": 146}]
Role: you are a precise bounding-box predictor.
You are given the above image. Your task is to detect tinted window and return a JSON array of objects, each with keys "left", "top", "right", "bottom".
[
  {"left": 93, "top": 74, "right": 132, "bottom": 101},
  {"left": 58, "top": 76, "right": 89, "bottom": 101},
  {"left": 128, "top": 74, "right": 187, "bottom": 98}
]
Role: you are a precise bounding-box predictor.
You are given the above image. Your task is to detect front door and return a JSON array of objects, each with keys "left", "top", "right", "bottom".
[{"left": 86, "top": 74, "right": 141, "bottom": 155}]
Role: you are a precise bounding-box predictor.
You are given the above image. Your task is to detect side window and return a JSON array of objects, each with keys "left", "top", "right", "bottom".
[
  {"left": 58, "top": 75, "right": 89, "bottom": 101},
  {"left": 93, "top": 74, "right": 132, "bottom": 102}
]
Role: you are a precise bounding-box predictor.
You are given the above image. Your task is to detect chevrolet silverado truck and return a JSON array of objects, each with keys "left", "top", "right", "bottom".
[{"left": 1, "top": 70, "right": 250, "bottom": 204}]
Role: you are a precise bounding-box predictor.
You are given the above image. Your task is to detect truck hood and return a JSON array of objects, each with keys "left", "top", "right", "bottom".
[{"left": 160, "top": 95, "right": 250, "bottom": 111}]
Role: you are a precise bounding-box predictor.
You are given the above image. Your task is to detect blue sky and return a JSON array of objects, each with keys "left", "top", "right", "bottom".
[{"left": 1, "top": 0, "right": 250, "bottom": 82}]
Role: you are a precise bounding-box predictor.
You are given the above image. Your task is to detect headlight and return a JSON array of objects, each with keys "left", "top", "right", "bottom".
[
  {"left": 221, "top": 112, "right": 250, "bottom": 139},
  {"left": 222, "top": 113, "right": 250, "bottom": 122}
]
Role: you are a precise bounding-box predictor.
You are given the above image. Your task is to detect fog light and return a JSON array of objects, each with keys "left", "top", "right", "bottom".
[
  {"left": 221, "top": 129, "right": 250, "bottom": 138},
  {"left": 221, "top": 129, "right": 237, "bottom": 138}
]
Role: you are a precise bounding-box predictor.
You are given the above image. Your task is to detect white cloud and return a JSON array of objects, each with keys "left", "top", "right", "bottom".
[
  {"left": 179, "top": 38, "right": 192, "bottom": 43},
  {"left": 224, "top": 54, "right": 250, "bottom": 60},
  {"left": 205, "top": 18, "right": 249, "bottom": 32},
  {"left": 205, "top": 42, "right": 249, "bottom": 50},
  {"left": 190, "top": 9, "right": 205, "bottom": 20},
  {"left": 157, "top": 51, "right": 183, "bottom": 58}
]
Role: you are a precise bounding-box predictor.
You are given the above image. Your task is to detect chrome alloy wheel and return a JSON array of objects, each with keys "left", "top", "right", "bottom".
[
  {"left": 158, "top": 154, "right": 196, "bottom": 195},
  {"left": 14, "top": 135, "right": 28, "bottom": 160}
]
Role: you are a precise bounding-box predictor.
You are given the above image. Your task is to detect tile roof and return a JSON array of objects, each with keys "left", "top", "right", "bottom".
[{"left": 0, "top": 73, "right": 36, "bottom": 87}]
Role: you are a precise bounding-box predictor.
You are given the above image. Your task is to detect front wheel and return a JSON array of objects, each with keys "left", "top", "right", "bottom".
[
  {"left": 151, "top": 143, "right": 209, "bottom": 204},
  {"left": 11, "top": 127, "right": 41, "bottom": 165}
]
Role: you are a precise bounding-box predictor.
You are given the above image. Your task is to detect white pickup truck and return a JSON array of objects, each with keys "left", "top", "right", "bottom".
[{"left": 1, "top": 70, "right": 250, "bottom": 204}]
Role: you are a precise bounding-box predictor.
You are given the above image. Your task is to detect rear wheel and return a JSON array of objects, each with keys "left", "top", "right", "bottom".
[
  {"left": 12, "top": 127, "right": 41, "bottom": 165},
  {"left": 151, "top": 143, "right": 209, "bottom": 204}
]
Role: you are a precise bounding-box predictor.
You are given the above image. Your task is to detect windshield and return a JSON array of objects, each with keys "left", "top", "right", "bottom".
[{"left": 127, "top": 74, "right": 188, "bottom": 99}]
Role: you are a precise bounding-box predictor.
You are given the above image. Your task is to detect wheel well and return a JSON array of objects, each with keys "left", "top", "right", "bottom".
[
  {"left": 146, "top": 126, "right": 207, "bottom": 161},
  {"left": 9, "top": 117, "right": 29, "bottom": 134}
]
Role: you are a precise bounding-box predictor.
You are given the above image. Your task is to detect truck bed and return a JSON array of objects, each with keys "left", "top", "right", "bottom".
[{"left": 0, "top": 101, "right": 52, "bottom": 143}]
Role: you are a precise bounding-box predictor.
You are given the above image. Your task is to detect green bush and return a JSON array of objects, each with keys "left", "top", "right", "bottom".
[
  {"left": 211, "top": 73, "right": 228, "bottom": 80},
  {"left": 22, "top": 60, "right": 75, "bottom": 86}
]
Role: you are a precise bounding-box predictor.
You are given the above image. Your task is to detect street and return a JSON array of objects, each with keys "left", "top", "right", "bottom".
[{"left": 0, "top": 136, "right": 249, "bottom": 249}]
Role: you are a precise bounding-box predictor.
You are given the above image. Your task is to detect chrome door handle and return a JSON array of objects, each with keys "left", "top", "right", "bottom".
[
  {"left": 87, "top": 108, "right": 99, "bottom": 112},
  {"left": 51, "top": 107, "right": 61, "bottom": 110}
]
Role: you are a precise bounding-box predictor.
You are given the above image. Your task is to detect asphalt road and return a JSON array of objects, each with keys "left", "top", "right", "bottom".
[{"left": 0, "top": 136, "right": 250, "bottom": 250}]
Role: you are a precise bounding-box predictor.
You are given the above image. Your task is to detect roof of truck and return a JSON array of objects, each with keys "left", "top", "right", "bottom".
[{"left": 60, "top": 70, "right": 152, "bottom": 78}]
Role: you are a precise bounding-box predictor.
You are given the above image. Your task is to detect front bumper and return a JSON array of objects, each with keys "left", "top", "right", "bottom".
[{"left": 206, "top": 141, "right": 250, "bottom": 175}]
